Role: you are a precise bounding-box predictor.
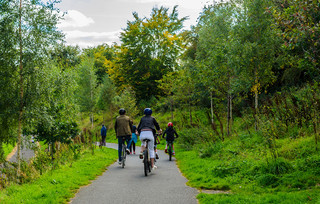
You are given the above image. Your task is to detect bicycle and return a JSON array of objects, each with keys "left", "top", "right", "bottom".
[
  {"left": 167, "top": 140, "right": 173, "bottom": 161},
  {"left": 142, "top": 138, "right": 152, "bottom": 176},
  {"left": 120, "top": 136, "right": 127, "bottom": 168}
]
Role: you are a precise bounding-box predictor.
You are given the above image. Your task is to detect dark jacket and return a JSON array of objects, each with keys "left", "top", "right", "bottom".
[
  {"left": 115, "top": 115, "right": 132, "bottom": 137},
  {"left": 101, "top": 125, "right": 107, "bottom": 137},
  {"left": 137, "top": 115, "right": 160, "bottom": 135},
  {"left": 132, "top": 125, "right": 137, "bottom": 133},
  {"left": 162, "top": 127, "right": 179, "bottom": 141}
]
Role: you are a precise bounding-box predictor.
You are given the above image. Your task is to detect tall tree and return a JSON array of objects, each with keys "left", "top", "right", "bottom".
[
  {"left": 108, "top": 6, "right": 188, "bottom": 102},
  {"left": 0, "top": 0, "right": 63, "bottom": 171},
  {"left": 233, "top": 0, "right": 279, "bottom": 130},
  {"left": 76, "top": 56, "right": 98, "bottom": 128},
  {"left": 271, "top": 0, "right": 320, "bottom": 82}
]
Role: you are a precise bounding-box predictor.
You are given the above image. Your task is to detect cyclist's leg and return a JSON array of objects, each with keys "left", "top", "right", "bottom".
[{"left": 148, "top": 136, "right": 155, "bottom": 168}]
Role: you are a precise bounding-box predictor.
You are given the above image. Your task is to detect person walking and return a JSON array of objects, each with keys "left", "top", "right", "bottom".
[
  {"left": 100, "top": 124, "right": 107, "bottom": 146},
  {"left": 129, "top": 124, "right": 138, "bottom": 154},
  {"left": 115, "top": 108, "right": 132, "bottom": 164}
]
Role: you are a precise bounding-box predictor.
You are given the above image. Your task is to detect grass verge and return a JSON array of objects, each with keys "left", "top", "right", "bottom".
[
  {"left": 3, "top": 143, "right": 15, "bottom": 160},
  {"left": 0, "top": 147, "right": 117, "bottom": 204}
]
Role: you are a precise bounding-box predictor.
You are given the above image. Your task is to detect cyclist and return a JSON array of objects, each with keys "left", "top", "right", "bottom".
[
  {"left": 115, "top": 108, "right": 132, "bottom": 165},
  {"left": 137, "top": 108, "right": 161, "bottom": 170},
  {"left": 162, "top": 122, "right": 179, "bottom": 155}
]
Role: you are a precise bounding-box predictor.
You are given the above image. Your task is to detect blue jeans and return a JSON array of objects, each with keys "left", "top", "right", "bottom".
[{"left": 118, "top": 135, "right": 131, "bottom": 161}]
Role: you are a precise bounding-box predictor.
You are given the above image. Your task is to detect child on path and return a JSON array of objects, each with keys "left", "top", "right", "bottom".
[{"left": 162, "top": 122, "right": 179, "bottom": 155}]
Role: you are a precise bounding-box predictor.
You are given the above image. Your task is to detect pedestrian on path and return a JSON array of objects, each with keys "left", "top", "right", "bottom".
[
  {"left": 100, "top": 124, "right": 107, "bottom": 146},
  {"left": 128, "top": 124, "right": 138, "bottom": 154}
]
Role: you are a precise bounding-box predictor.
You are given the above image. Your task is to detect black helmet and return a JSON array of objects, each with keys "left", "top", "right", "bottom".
[
  {"left": 119, "top": 108, "right": 126, "bottom": 115},
  {"left": 144, "top": 108, "right": 152, "bottom": 116}
]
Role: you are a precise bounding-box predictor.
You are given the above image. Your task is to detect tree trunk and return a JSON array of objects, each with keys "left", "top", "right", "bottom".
[
  {"left": 211, "top": 91, "right": 214, "bottom": 126},
  {"left": 254, "top": 68, "right": 259, "bottom": 131},
  {"left": 170, "top": 97, "right": 174, "bottom": 121},
  {"left": 17, "top": 0, "right": 23, "bottom": 178},
  {"left": 227, "top": 93, "right": 232, "bottom": 137},
  {"left": 189, "top": 99, "right": 192, "bottom": 127}
]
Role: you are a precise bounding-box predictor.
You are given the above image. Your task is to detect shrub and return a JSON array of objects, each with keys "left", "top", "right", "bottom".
[
  {"left": 257, "top": 173, "right": 279, "bottom": 187},
  {"left": 178, "top": 128, "right": 217, "bottom": 150}
]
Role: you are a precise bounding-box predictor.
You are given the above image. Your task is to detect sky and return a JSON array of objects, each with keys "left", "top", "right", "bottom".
[{"left": 56, "top": 0, "right": 213, "bottom": 48}]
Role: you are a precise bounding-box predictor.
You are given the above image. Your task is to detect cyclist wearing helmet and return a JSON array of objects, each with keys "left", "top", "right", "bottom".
[
  {"left": 137, "top": 108, "right": 161, "bottom": 170},
  {"left": 115, "top": 108, "right": 132, "bottom": 164},
  {"left": 162, "top": 122, "right": 179, "bottom": 155}
]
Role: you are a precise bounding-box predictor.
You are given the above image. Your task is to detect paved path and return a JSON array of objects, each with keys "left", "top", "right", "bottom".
[
  {"left": 8, "top": 136, "right": 36, "bottom": 163},
  {"left": 71, "top": 143, "right": 198, "bottom": 204}
]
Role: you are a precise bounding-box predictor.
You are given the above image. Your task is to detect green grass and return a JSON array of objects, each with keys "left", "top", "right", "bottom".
[
  {"left": 3, "top": 143, "right": 15, "bottom": 159},
  {"left": 0, "top": 147, "right": 117, "bottom": 204},
  {"left": 197, "top": 190, "right": 320, "bottom": 204},
  {"left": 174, "top": 124, "right": 320, "bottom": 203}
]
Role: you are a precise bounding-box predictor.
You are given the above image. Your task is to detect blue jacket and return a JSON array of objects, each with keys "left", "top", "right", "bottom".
[{"left": 101, "top": 125, "right": 107, "bottom": 136}]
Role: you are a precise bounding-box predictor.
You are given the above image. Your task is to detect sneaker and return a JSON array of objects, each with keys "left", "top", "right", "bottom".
[
  {"left": 139, "top": 152, "right": 143, "bottom": 159},
  {"left": 165, "top": 149, "right": 167, "bottom": 153},
  {"left": 126, "top": 149, "right": 130, "bottom": 154},
  {"left": 133, "top": 151, "right": 136, "bottom": 154},
  {"left": 152, "top": 165, "right": 157, "bottom": 170},
  {"left": 118, "top": 161, "right": 122, "bottom": 165},
  {"left": 156, "top": 153, "right": 159, "bottom": 160},
  {"left": 173, "top": 152, "right": 175, "bottom": 156}
]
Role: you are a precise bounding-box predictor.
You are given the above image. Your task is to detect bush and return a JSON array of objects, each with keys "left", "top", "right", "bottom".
[
  {"left": 257, "top": 173, "right": 279, "bottom": 187},
  {"left": 178, "top": 128, "right": 217, "bottom": 150}
]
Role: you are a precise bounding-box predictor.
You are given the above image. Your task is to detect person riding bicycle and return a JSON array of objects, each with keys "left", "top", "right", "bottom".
[
  {"left": 162, "top": 122, "right": 179, "bottom": 155},
  {"left": 137, "top": 108, "right": 161, "bottom": 170},
  {"left": 115, "top": 108, "right": 132, "bottom": 165}
]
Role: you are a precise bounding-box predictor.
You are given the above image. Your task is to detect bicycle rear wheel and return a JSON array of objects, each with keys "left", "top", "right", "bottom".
[
  {"left": 168, "top": 143, "right": 172, "bottom": 161},
  {"left": 121, "top": 145, "right": 126, "bottom": 168},
  {"left": 144, "top": 149, "right": 148, "bottom": 176}
]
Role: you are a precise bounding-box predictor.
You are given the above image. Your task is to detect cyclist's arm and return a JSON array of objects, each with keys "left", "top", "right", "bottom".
[
  {"left": 153, "top": 117, "right": 160, "bottom": 131},
  {"left": 114, "top": 120, "right": 118, "bottom": 138},
  {"left": 174, "top": 130, "right": 179, "bottom": 138},
  {"left": 162, "top": 130, "right": 166, "bottom": 139}
]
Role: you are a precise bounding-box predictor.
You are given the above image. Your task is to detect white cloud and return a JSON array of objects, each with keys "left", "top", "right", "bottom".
[
  {"left": 63, "top": 30, "right": 121, "bottom": 48},
  {"left": 58, "top": 10, "right": 94, "bottom": 29}
]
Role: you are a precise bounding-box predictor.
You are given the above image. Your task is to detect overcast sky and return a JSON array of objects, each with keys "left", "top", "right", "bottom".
[{"left": 56, "top": 0, "right": 212, "bottom": 48}]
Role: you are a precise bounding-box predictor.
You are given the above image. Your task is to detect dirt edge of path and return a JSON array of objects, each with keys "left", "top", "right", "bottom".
[{"left": 5, "top": 145, "right": 17, "bottom": 161}]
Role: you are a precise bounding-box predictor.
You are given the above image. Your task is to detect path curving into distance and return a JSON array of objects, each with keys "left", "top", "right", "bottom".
[{"left": 71, "top": 143, "right": 198, "bottom": 204}]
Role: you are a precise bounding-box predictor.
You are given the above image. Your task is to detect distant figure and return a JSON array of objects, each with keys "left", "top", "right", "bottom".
[
  {"left": 100, "top": 124, "right": 107, "bottom": 146},
  {"left": 129, "top": 124, "right": 138, "bottom": 154}
]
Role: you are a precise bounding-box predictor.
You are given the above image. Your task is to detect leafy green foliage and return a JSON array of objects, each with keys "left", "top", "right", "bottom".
[{"left": 108, "top": 6, "right": 187, "bottom": 102}]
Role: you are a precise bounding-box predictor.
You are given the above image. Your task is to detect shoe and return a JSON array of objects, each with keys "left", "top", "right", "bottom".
[
  {"left": 139, "top": 152, "right": 143, "bottom": 159},
  {"left": 156, "top": 153, "right": 159, "bottom": 160},
  {"left": 152, "top": 165, "right": 157, "bottom": 170},
  {"left": 118, "top": 161, "right": 122, "bottom": 165},
  {"left": 126, "top": 149, "right": 130, "bottom": 154},
  {"left": 173, "top": 152, "right": 175, "bottom": 156},
  {"left": 133, "top": 151, "right": 136, "bottom": 154},
  {"left": 165, "top": 149, "right": 167, "bottom": 153},
  {"left": 130, "top": 152, "right": 132, "bottom": 155}
]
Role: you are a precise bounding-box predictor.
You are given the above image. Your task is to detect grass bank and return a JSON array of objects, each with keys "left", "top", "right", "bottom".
[
  {"left": 175, "top": 120, "right": 320, "bottom": 203},
  {"left": 0, "top": 147, "right": 117, "bottom": 203}
]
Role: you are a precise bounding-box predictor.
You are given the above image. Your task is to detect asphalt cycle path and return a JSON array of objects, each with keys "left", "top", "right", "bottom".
[{"left": 71, "top": 143, "right": 198, "bottom": 204}]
